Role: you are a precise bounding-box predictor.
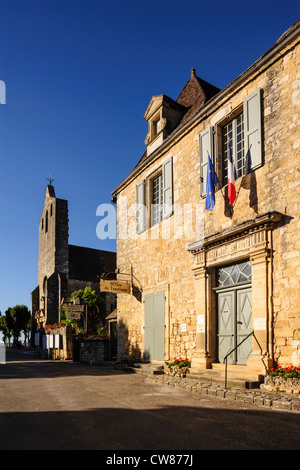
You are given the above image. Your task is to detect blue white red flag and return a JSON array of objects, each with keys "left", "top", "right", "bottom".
[{"left": 227, "top": 144, "right": 236, "bottom": 205}]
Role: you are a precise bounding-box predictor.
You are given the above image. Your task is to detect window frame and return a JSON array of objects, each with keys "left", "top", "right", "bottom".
[
  {"left": 151, "top": 172, "right": 163, "bottom": 226},
  {"left": 222, "top": 111, "right": 245, "bottom": 187},
  {"left": 202, "top": 88, "right": 262, "bottom": 197},
  {"left": 136, "top": 156, "right": 174, "bottom": 234}
]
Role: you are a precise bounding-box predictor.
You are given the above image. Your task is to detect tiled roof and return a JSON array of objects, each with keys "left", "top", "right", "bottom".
[
  {"left": 105, "top": 308, "right": 117, "bottom": 321},
  {"left": 132, "top": 69, "right": 220, "bottom": 171},
  {"left": 176, "top": 69, "right": 221, "bottom": 124}
]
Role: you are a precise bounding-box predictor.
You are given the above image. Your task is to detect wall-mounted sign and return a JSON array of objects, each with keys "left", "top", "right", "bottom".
[
  {"left": 254, "top": 317, "right": 266, "bottom": 331},
  {"left": 54, "top": 335, "right": 60, "bottom": 349},
  {"left": 100, "top": 279, "right": 131, "bottom": 294},
  {"left": 197, "top": 314, "right": 205, "bottom": 333}
]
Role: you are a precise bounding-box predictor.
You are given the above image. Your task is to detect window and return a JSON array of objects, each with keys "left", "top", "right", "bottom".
[
  {"left": 45, "top": 210, "right": 48, "bottom": 233},
  {"left": 199, "top": 88, "right": 262, "bottom": 199},
  {"left": 218, "top": 261, "right": 252, "bottom": 287},
  {"left": 136, "top": 156, "right": 173, "bottom": 234},
  {"left": 154, "top": 119, "right": 161, "bottom": 136},
  {"left": 222, "top": 113, "right": 245, "bottom": 185},
  {"left": 151, "top": 174, "right": 163, "bottom": 226}
]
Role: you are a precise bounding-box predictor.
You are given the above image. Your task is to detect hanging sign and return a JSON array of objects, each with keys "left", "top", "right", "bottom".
[{"left": 100, "top": 279, "right": 131, "bottom": 294}]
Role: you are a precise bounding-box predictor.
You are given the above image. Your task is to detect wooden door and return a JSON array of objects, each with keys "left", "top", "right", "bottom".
[
  {"left": 217, "top": 287, "right": 252, "bottom": 365},
  {"left": 236, "top": 288, "right": 252, "bottom": 365},
  {"left": 218, "top": 291, "right": 235, "bottom": 364},
  {"left": 144, "top": 292, "right": 165, "bottom": 361}
]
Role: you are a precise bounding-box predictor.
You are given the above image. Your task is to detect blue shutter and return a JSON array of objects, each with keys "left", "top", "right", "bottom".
[
  {"left": 199, "top": 126, "right": 214, "bottom": 197},
  {"left": 162, "top": 156, "right": 173, "bottom": 219},
  {"left": 244, "top": 88, "right": 262, "bottom": 170},
  {"left": 136, "top": 179, "right": 146, "bottom": 234}
]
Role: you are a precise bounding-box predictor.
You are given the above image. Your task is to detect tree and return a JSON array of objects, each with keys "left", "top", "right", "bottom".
[
  {"left": 4, "top": 305, "right": 30, "bottom": 347},
  {"left": 69, "top": 287, "right": 106, "bottom": 335},
  {"left": 0, "top": 314, "right": 11, "bottom": 346}
]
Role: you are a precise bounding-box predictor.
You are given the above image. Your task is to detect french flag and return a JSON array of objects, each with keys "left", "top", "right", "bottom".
[{"left": 228, "top": 144, "right": 236, "bottom": 205}]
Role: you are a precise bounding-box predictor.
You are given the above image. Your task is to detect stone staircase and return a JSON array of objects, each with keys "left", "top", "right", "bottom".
[
  {"left": 187, "top": 363, "right": 265, "bottom": 389},
  {"left": 122, "top": 361, "right": 265, "bottom": 389}
]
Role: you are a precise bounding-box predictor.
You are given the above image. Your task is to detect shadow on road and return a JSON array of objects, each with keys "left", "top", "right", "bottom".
[
  {"left": 0, "top": 348, "right": 131, "bottom": 379},
  {"left": 1, "top": 348, "right": 300, "bottom": 451},
  {"left": 0, "top": 403, "right": 299, "bottom": 450}
]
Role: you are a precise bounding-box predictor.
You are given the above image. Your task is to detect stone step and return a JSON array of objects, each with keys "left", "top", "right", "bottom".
[
  {"left": 187, "top": 368, "right": 264, "bottom": 389},
  {"left": 211, "top": 362, "right": 265, "bottom": 375},
  {"left": 128, "top": 363, "right": 165, "bottom": 376}
]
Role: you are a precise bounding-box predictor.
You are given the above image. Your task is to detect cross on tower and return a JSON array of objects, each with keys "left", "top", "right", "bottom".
[{"left": 47, "top": 174, "right": 54, "bottom": 185}]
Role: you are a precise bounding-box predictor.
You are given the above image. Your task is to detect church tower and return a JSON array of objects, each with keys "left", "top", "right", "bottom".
[
  {"left": 37, "top": 184, "right": 69, "bottom": 325},
  {"left": 31, "top": 182, "right": 117, "bottom": 339}
]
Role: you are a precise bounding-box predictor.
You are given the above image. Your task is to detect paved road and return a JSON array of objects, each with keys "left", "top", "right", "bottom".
[{"left": 0, "top": 349, "right": 299, "bottom": 451}]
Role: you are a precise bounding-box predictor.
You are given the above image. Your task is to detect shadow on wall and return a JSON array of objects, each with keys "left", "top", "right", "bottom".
[{"left": 117, "top": 320, "right": 143, "bottom": 362}]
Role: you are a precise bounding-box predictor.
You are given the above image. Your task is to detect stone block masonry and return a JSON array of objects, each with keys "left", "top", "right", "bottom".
[
  {"left": 145, "top": 374, "right": 300, "bottom": 413},
  {"left": 113, "top": 22, "right": 300, "bottom": 374},
  {"left": 80, "top": 339, "right": 109, "bottom": 364}
]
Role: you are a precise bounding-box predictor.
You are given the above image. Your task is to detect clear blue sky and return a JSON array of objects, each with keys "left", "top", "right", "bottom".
[{"left": 0, "top": 0, "right": 299, "bottom": 315}]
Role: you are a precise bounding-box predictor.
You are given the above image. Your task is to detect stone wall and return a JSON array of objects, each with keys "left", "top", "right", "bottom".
[
  {"left": 261, "top": 376, "right": 300, "bottom": 395},
  {"left": 80, "top": 339, "right": 109, "bottom": 364}
]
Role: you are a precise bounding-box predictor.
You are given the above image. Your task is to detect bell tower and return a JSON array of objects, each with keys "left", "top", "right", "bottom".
[{"left": 37, "top": 183, "right": 69, "bottom": 325}]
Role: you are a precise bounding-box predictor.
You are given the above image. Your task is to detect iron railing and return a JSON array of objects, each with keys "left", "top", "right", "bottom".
[{"left": 224, "top": 330, "right": 267, "bottom": 389}]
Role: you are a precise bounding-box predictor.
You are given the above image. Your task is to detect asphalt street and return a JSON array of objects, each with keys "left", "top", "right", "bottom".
[{"left": 0, "top": 349, "right": 299, "bottom": 451}]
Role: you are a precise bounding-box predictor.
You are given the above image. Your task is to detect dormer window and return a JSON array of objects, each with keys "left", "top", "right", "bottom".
[
  {"left": 153, "top": 118, "right": 161, "bottom": 136},
  {"left": 144, "top": 95, "right": 186, "bottom": 157}
]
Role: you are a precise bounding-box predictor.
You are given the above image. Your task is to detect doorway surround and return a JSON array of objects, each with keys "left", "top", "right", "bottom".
[{"left": 187, "top": 211, "right": 283, "bottom": 375}]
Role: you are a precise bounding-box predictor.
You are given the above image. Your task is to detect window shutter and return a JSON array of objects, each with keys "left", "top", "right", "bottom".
[
  {"left": 199, "top": 126, "right": 214, "bottom": 197},
  {"left": 136, "top": 179, "right": 146, "bottom": 234},
  {"left": 244, "top": 88, "right": 262, "bottom": 170},
  {"left": 162, "top": 156, "right": 173, "bottom": 219}
]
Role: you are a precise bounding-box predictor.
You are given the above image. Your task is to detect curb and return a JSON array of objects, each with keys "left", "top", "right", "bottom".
[{"left": 145, "top": 374, "right": 300, "bottom": 413}]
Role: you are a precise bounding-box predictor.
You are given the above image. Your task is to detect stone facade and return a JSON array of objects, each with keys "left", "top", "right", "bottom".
[
  {"left": 112, "top": 21, "right": 300, "bottom": 378},
  {"left": 31, "top": 185, "right": 116, "bottom": 335}
]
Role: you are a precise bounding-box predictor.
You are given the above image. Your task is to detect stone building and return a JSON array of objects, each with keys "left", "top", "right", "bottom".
[
  {"left": 31, "top": 184, "right": 116, "bottom": 332},
  {"left": 111, "top": 20, "right": 300, "bottom": 382}
]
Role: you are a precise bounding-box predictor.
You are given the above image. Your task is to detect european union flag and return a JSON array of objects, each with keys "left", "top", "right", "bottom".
[{"left": 205, "top": 154, "right": 219, "bottom": 211}]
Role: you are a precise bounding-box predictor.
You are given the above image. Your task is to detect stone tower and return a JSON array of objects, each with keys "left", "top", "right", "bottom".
[
  {"left": 37, "top": 184, "right": 69, "bottom": 325},
  {"left": 31, "top": 184, "right": 117, "bottom": 333}
]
